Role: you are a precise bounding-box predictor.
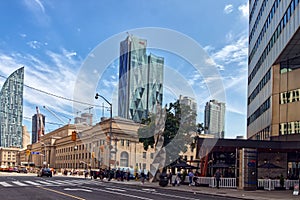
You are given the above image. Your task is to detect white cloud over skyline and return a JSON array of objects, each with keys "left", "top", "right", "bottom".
[{"left": 224, "top": 4, "right": 234, "bottom": 14}]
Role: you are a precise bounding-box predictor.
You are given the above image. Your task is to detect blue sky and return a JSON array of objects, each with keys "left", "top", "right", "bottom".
[{"left": 0, "top": 0, "right": 249, "bottom": 138}]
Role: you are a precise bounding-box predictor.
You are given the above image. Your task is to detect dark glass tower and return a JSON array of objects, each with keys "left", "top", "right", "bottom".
[{"left": 118, "top": 35, "right": 164, "bottom": 122}]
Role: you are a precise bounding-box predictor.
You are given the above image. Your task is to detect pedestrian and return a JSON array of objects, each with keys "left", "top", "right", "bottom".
[
  {"left": 174, "top": 172, "right": 181, "bottom": 186},
  {"left": 167, "top": 170, "right": 173, "bottom": 185},
  {"left": 84, "top": 168, "right": 88, "bottom": 179},
  {"left": 188, "top": 170, "right": 194, "bottom": 186},
  {"left": 215, "top": 169, "right": 222, "bottom": 189},
  {"left": 140, "top": 170, "right": 145, "bottom": 184}
]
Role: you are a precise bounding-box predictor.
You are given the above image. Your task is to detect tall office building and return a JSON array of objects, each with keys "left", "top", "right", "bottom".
[
  {"left": 0, "top": 67, "right": 24, "bottom": 148},
  {"left": 31, "top": 110, "right": 45, "bottom": 144},
  {"left": 204, "top": 100, "right": 225, "bottom": 138},
  {"left": 247, "top": 0, "right": 300, "bottom": 140},
  {"left": 118, "top": 35, "right": 164, "bottom": 122},
  {"left": 179, "top": 95, "right": 197, "bottom": 125}
]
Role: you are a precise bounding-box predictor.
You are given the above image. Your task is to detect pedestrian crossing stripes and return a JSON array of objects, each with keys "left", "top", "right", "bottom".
[{"left": 0, "top": 179, "right": 102, "bottom": 188}]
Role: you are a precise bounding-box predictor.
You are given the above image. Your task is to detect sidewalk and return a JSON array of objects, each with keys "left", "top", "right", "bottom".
[{"left": 56, "top": 173, "right": 300, "bottom": 200}]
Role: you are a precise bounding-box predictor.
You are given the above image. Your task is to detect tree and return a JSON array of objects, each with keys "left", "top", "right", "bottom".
[{"left": 138, "top": 100, "right": 197, "bottom": 166}]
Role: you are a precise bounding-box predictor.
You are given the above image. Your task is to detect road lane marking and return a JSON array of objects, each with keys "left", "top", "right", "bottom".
[
  {"left": 64, "top": 188, "right": 92, "bottom": 192},
  {"left": 105, "top": 187, "right": 126, "bottom": 192},
  {"left": 43, "top": 180, "right": 64, "bottom": 185},
  {"left": 0, "top": 182, "right": 13, "bottom": 187},
  {"left": 36, "top": 180, "right": 54, "bottom": 185},
  {"left": 24, "top": 181, "right": 41, "bottom": 186},
  {"left": 81, "top": 186, "right": 153, "bottom": 200},
  {"left": 37, "top": 186, "right": 86, "bottom": 200},
  {"left": 12, "top": 181, "right": 28, "bottom": 186}
]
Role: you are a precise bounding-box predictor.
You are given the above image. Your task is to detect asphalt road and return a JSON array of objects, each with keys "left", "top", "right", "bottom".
[{"left": 0, "top": 172, "right": 233, "bottom": 200}]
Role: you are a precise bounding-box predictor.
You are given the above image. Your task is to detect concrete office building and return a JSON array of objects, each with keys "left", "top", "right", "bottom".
[
  {"left": 0, "top": 67, "right": 24, "bottom": 148},
  {"left": 118, "top": 35, "right": 164, "bottom": 123},
  {"left": 204, "top": 100, "right": 225, "bottom": 138},
  {"left": 247, "top": 0, "right": 300, "bottom": 140}
]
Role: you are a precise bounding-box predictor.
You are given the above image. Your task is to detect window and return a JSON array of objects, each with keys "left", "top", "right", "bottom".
[
  {"left": 120, "top": 151, "right": 129, "bottom": 167},
  {"left": 150, "top": 153, "right": 154, "bottom": 159},
  {"left": 143, "top": 152, "right": 146, "bottom": 159}
]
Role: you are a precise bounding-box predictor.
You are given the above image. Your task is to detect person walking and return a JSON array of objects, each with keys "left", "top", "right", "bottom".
[
  {"left": 188, "top": 170, "right": 194, "bottom": 186},
  {"left": 215, "top": 169, "right": 222, "bottom": 189},
  {"left": 167, "top": 170, "right": 173, "bottom": 185}
]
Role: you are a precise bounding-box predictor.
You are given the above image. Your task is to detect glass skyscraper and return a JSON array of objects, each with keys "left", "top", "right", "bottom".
[
  {"left": 0, "top": 67, "right": 24, "bottom": 148},
  {"left": 118, "top": 35, "right": 164, "bottom": 122}
]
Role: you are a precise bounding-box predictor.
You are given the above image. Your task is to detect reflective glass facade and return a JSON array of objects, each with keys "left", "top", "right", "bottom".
[
  {"left": 118, "top": 36, "right": 164, "bottom": 122},
  {"left": 0, "top": 67, "right": 24, "bottom": 148}
]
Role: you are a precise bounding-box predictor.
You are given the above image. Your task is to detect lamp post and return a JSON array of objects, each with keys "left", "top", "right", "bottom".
[
  {"left": 74, "top": 145, "right": 78, "bottom": 170},
  {"left": 95, "top": 93, "right": 112, "bottom": 168},
  {"left": 41, "top": 142, "right": 47, "bottom": 167}
]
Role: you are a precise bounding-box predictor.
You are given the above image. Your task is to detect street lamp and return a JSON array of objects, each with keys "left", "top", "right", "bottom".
[
  {"left": 41, "top": 142, "right": 47, "bottom": 167},
  {"left": 95, "top": 93, "right": 112, "bottom": 168}
]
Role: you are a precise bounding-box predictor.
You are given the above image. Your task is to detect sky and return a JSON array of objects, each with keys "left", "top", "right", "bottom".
[{"left": 0, "top": 0, "right": 249, "bottom": 139}]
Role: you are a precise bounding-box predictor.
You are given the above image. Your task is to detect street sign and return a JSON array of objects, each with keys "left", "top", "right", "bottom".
[{"left": 31, "top": 152, "right": 40, "bottom": 155}]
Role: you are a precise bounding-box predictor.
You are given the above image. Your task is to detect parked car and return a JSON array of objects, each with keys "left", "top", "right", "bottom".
[
  {"left": 17, "top": 167, "right": 28, "bottom": 173},
  {"left": 37, "top": 168, "right": 52, "bottom": 177}
]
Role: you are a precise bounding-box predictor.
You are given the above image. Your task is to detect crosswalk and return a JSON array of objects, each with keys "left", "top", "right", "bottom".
[{"left": 0, "top": 179, "right": 102, "bottom": 188}]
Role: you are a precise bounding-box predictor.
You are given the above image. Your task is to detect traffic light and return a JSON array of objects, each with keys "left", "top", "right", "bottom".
[
  {"left": 26, "top": 150, "right": 31, "bottom": 156},
  {"left": 71, "top": 131, "right": 77, "bottom": 141}
]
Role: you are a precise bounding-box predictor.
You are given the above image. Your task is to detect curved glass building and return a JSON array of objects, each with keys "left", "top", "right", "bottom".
[{"left": 0, "top": 67, "right": 24, "bottom": 148}]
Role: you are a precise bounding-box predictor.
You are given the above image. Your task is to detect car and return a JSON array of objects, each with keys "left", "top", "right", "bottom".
[
  {"left": 37, "top": 168, "right": 52, "bottom": 177},
  {"left": 17, "top": 167, "right": 28, "bottom": 173}
]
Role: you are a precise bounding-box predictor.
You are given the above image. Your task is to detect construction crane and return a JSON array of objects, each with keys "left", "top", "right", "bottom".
[{"left": 43, "top": 106, "right": 71, "bottom": 125}]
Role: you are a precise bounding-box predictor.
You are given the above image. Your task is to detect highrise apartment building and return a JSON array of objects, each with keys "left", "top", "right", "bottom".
[
  {"left": 32, "top": 111, "right": 45, "bottom": 144},
  {"left": 0, "top": 67, "right": 24, "bottom": 148},
  {"left": 179, "top": 95, "right": 197, "bottom": 125},
  {"left": 247, "top": 0, "right": 300, "bottom": 140},
  {"left": 204, "top": 100, "right": 225, "bottom": 138},
  {"left": 118, "top": 35, "right": 164, "bottom": 122}
]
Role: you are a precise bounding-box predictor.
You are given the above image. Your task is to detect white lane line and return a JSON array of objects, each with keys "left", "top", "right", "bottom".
[
  {"left": 64, "top": 188, "right": 93, "bottom": 192},
  {"left": 12, "top": 181, "right": 29, "bottom": 186},
  {"left": 35, "top": 180, "right": 54, "bottom": 185},
  {"left": 24, "top": 181, "right": 41, "bottom": 186},
  {"left": 43, "top": 180, "right": 64, "bottom": 185},
  {"left": 0, "top": 182, "right": 13, "bottom": 187},
  {"left": 105, "top": 187, "right": 126, "bottom": 192},
  {"left": 81, "top": 186, "right": 153, "bottom": 200}
]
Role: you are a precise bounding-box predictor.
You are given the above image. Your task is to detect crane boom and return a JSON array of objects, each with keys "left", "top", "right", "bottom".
[{"left": 43, "top": 106, "right": 70, "bottom": 125}]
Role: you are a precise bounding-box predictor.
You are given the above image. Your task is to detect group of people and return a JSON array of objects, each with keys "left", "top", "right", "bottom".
[{"left": 165, "top": 169, "right": 222, "bottom": 188}]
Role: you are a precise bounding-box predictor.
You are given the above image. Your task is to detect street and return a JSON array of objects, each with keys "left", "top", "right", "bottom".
[{"left": 0, "top": 172, "right": 233, "bottom": 200}]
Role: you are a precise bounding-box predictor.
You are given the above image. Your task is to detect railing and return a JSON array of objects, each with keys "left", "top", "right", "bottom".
[
  {"left": 257, "top": 179, "right": 299, "bottom": 190},
  {"left": 193, "top": 176, "right": 237, "bottom": 188}
]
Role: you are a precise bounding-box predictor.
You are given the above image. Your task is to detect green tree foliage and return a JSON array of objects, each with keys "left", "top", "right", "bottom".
[{"left": 138, "top": 100, "right": 198, "bottom": 164}]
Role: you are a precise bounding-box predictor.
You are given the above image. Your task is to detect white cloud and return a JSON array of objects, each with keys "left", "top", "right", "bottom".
[
  {"left": 24, "top": 0, "right": 45, "bottom": 13},
  {"left": 211, "top": 34, "right": 248, "bottom": 66},
  {"left": 224, "top": 4, "right": 234, "bottom": 14},
  {"left": 238, "top": 2, "right": 249, "bottom": 19},
  {"left": 27, "top": 40, "right": 42, "bottom": 49},
  {"left": 20, "top": 33, "right": 27, "bottom": 38}
]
